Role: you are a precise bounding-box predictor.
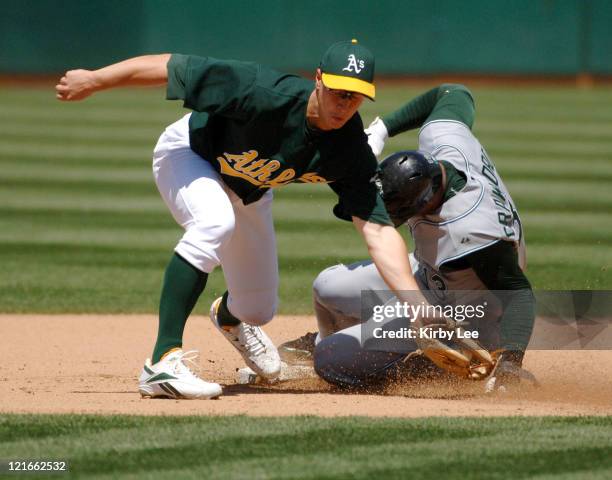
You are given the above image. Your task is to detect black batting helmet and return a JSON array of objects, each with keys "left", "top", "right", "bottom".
[{"left": 374, "top": 151, "right": 442, "bottom": 226}]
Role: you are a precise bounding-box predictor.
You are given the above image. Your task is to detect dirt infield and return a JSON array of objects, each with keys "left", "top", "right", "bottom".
[{"left": 1, "top": 314, "right": 611, "bottom": 417}]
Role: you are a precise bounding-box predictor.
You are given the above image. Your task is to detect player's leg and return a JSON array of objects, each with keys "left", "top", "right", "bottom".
[
  {"left": 313, "top": 260, "right": 392, "bottom": 338},
  {"left": 151, "top": 114, "right": 236, "bottom": 362},
  {"left": 209, "top": 189, "right": 281, "bottom": 379},
  {"left": 140, "top": 114, "right": 233, "bottom": 399},
  {"left": 312, "top": 256, "right": 433, "bottom": 387},
  {"left": 278, "top": 260, "right": 391, "bottom": 365},
  {"left": 218, "top": 189, "right": 278, "bottom": 325},
  {"left": 313, "top": 314, "right": 418, "bottom": 388}
]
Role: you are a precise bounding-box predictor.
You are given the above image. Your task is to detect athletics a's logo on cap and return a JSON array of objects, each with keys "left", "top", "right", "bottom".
[
  {"left": 343, "top": 54, "right": 365, "bottom": 74},
  {"left": 320, "top": 39, "right": 375, "bottom": 99}
]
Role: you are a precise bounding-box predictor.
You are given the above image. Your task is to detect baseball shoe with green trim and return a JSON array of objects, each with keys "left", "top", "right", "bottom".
[{"left": 138, "top": 349, "right": 222, "bottom": 399}]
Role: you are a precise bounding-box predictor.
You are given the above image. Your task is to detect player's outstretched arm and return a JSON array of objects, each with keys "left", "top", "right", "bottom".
[
  {"left": 354, "top": 217, "right": 500, "bottom": 379},
  {"left": 55, "top": 54, "right": 172, "bottom": 101},
  {"left": 364, "top": 84, "right": 474, "bottom": 157},
  {"left": 380, "top": 84, "right": 475, "bottom": 136},
  {"left": 352, "top": 217, "right": 422, "bottom": 297}
]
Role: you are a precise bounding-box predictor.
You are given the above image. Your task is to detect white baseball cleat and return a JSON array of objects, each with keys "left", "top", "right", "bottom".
[
  {"left": 138, "top": 349, "right": 222, "bottom": 399},
  {"left": 210, "top": 297, "right": 281, "bottom": 380}
]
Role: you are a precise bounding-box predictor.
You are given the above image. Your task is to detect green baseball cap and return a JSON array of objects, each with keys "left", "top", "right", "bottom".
[{"left": 320, "top": 39, "right": 375, "bottom": 100}]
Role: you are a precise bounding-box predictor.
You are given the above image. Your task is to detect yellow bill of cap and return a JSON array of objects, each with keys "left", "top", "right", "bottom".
[{"left": 321, "top": 72, "right": 375, "bottom": 100}]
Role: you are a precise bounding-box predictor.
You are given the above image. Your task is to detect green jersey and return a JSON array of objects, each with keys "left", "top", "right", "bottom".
[{"left": 166, "top": 54, "right": 391, "bottom": 225}]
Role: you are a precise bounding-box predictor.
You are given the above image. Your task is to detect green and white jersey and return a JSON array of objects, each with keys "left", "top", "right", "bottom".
[
  {"left": 382, "top": 86, "right": 534, "bottom": 353},
  {"left": 409, "top": 119, "right": 525, "bottom": 272},
  {"left": 166, "top": 54, "right": 391, "bottom": 225}
]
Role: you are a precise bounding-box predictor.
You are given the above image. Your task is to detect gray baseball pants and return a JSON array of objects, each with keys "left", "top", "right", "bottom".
[{"left": 312, "top": 258, "right": 500, "bottom": 387}]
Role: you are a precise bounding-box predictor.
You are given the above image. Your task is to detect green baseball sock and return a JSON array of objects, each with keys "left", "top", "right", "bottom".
[
  {"left": 216, "top": 291, "right": 242, "bottom": 327},
  {"left": 152, "top": 253, "right": 208, "bottom": 363}
]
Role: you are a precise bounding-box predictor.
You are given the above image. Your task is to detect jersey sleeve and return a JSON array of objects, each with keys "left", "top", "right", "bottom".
[
  {"left": 329, "top": 132, "right": 393, "bottom": 226},
  {"left": 382, "top": 84, "right": 476, "bottom": 135},
  {"left": 426, "top": 84, "right": 475, "bottom": 128},
  {"left": 166, "top": 54, "right": 257, "bottom": 119},
  {"left": 330, "top": 181, "right": 392, "bottom": 225},
  {"left": 439, "top": 160, "right": 467, "bottom": 202}
]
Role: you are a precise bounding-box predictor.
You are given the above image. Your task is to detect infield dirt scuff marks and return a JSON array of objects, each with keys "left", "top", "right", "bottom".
[{"left": 1, "top": 314, "right": 611, "bottom": 417}]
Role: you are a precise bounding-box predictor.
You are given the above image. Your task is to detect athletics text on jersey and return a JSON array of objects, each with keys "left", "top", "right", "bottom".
[{"left": 166, "top": 54, "right": 391, "bottom": 225}]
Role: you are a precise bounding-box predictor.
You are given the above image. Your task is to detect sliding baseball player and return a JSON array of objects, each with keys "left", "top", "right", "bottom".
[{"left": 281, "top": 84, "right": 536, "bottom": 392}]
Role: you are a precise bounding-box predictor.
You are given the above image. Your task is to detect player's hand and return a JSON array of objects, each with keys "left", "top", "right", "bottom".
[
  {"left": 55, "top": 69, "right": 100, "bottom": 101},
  {"left": 364, "top": 117, "right": 389, "bottom": 158}
]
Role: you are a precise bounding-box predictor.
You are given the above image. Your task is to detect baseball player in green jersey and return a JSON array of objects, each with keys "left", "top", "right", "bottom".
[
  {"left": 280, "top": 84, "right": 536, "bottom": 392},
  {"left": 55, "top": 41, "right": 429, "bottom": 399}
]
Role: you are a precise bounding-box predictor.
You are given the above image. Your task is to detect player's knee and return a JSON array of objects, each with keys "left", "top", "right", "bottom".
[
  {"left": 228, "top": 293, "right": 278, "bottom": 326},
  {"left": 312, "top": 264, "right": 348, "bottom": 309},
  {"left": 234, "top": 307, "right": 276, "bottom": 326}
]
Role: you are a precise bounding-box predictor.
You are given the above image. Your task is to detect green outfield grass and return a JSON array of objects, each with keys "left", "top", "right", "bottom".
[
  {"left": 1, "top": 415, "right": 611, "bottom": 479},
  {"left": 0, "top": 84, "right": 611, "bottom": 313}
]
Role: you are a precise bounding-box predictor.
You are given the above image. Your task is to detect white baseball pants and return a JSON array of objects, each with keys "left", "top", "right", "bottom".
[{"left": 152, "top": 114, "right": 278, "bottom": 325}]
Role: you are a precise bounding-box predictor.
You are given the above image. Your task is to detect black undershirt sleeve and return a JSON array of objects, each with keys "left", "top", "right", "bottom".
[{"left": 447, "top": 240, "right": 535, "bottom": 364}]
